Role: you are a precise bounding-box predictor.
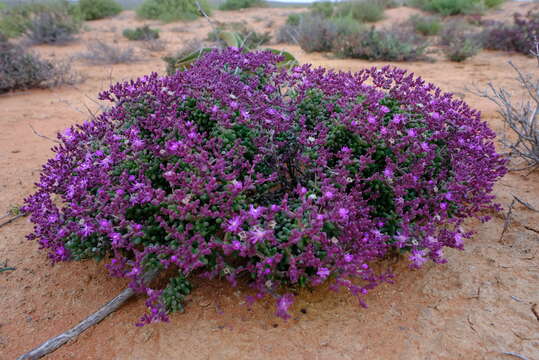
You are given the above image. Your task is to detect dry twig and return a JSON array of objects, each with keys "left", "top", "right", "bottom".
[
  {"left": 29, "top": 124, "right": 60, "bottom": 144},
  {"left": 499, "top": 199, "right": 516, "bottom": 242},
  {"left": 17, "top": 269, "right": 159, "bottom": 360},
  {"left": 0, "top": 213, "right": 26, "bottom": 228}
]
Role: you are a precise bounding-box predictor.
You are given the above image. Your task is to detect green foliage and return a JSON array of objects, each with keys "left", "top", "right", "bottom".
[
  {"left": 137, "top": 0, "right": 211, "bottom": 22},
  {"left": 286, "top": 13, "right": 302, "bottom": 26},
  {"left": 77, "top": 0, "right": 122, "bottom": 20},
  {"left": 207, "top": 22, "right": 271, "bottom": 49},
  {"left": 123, "top": 25, "right": 160, "bottom": 40},
  {"left": 332, "top": 16, "right": 364, "bottom": 36},
  {"left": 219, "top": 0, "right": 266, "bottom": 11},
  {"left": 336, "top": 0, "right": 385, "bottom": 23},
  {"left": 164, "top": 37, "right": 297, "bottom": 74},
  {"left": 409, "top": 0, "right": 503, "bottom": 15},
  {"left": 333, "top": 27, "right": 428, "bottom": 61},
  {"left": 310, "top": 1, "right": 334, "bottom": 18},
  {"left": 409, "top": 14, "right": 442, "bottom": 36}
]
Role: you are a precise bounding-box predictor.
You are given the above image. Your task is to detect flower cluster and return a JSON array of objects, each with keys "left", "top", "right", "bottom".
[{"left": 24, "top": 48, "right": 507, "bottom": 325}]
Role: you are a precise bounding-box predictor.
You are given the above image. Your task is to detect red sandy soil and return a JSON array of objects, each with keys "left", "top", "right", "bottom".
[{"left": 1, "top": 2, "right": 539, "bottom": 359}]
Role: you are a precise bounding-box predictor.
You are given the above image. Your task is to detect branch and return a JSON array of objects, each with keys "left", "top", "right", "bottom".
[
  {"left": 0, "top": 213, "right": 26, "bottom": 228},
  {"left": 195, "top": 1, "right": 217, "bottom": 31},
  {"left": 29, "top": 124, "right": 61, "bottom": 144},
  {"left": 16, "top": 269, "right": 159, "bottom": 360}
]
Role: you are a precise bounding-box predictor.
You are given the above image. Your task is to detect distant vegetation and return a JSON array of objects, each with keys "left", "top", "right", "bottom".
[
  {"left": 482, "top": 11, "right": 539, "bottom": 55},
  {"left": 334, "top": 26, "right": 428, "bottom": 61},
  {"left": 219, "top": 0, "right": 266, "bottom": 11},
  {"left": 408, "top": 14, "right": 442, "bottom": 36},
  {"left": 123, "top": 25, "right": 160, "bottom": 40},
  {"left": 0, "top": 35, "right": 79, "bottom": 92},
  {"left": 78, "top": 40, "right": 137, "bottom": 64},
  {"left": 137, "top": 0, "right": 211, "bottom": 22},
  {"left": 78, "top": 0, "right": 122, "bottom": 20},
  {"left": 409, "top": 0, "right": 504, "bottom": 15},
  {"left": 0, "top": 0, "right": 81, "bottom": 40}
]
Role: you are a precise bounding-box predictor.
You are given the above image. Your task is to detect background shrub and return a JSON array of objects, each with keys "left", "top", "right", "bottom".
[
  {"left": 443, "top": 36, "right": 482, "bottom": 62},
  {"left": 219, "top": 0, "right": 266, "bottom": 11},
  {"left": 25, "top": 7, "right": 80, "bottom": 44},
  {"left": 286, "top": 13, "right": 302, "bottom": 26},
  {"left": 482, "top": 12, "right": 539, "bottom": 55},
  {"left": 336, "top": 0, "right": 385, "bottom": 23},
  {"left": 310, "top": 1, "right": 334, "bottom": 18},
  {"left": 333, "top": 27, "right": 428, "bottom": 61},
  {"left": 439, "top": 19, "right": 480, "bottom": 45},
  {"left": 24, "top": 48, "right": 507, "bottom": 325},
  {"left": 409, "top": 0, "right": 503, "bottom": 15},
  {"left": 123, "top": 25, "right": 160, "bottom": 40},
  {"left": 296, "top": 15, "right": 337, "bottom": 52},
  {"left": 332, "top": 16, "right": 364, "bottom": 37},
  {"left": 78, "top": 40, "right": 136, "bottom": 64},
  {"left": 77, "top": 0, "right": 122, "bottom": 21},
  {"left": 0, "top": 37, "right": 78, "bottom": 92},
  {"left": 0, "top": 0, "right": 80, "bottom": 39},
  {"left": 276, "top": 22, "right": 298, "bottom": 44},
  {"left": 409, "top": 14, "right": 442, "bottom": 36},
  {"left": 137, "top": 0, "right": 211, "bottom": 22}
]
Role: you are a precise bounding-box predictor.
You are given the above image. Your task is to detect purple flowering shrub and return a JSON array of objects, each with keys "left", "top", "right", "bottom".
[{"left": 24, "top": 48, "right": 507, "bottom": 325}]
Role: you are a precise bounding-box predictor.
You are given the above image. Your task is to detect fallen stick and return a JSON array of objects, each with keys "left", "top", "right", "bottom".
[
  {"left": 0, "top": 213, "right": 26, "bottom": 229},
  {"left": 17, "top": 270, "right": 158, "bottom": 360}
]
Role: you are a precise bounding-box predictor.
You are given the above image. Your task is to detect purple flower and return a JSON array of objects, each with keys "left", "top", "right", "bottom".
[
  {"left": 338, "top": 208, "right": 349, "bottom": 221},
  {"left": 409, "top": 250, "right": 427, "bottom": 268},
  {"left": 226, "top": 216, "right": 243, "bottom": 233},
  {"left": 317, "top": 267, "right": 331, "bottom": 279},
  {"left": 248, "top": 205, "right": 264, "bottom": 220},
  {"left": 275, "top": 293, "right": 294, "bottom": 319}
]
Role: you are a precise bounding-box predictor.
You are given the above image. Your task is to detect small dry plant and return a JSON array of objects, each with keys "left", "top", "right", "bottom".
[
  {"left": 78, "top": 40, "right": 137, "bottom": 65},
  {"left": 477, "top": 44, "right": 539, "bottom": 173}
]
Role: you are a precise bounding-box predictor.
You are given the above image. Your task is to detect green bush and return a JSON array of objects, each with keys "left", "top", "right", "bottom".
[
  {"left": 310, "top": 1, "right": 334, "bottom": 18},
  {"left": 333, "top": 27, "right": 428, "bottom": 61},
  {"left": 123, "top": 25, "right": 160, "bottom": 40},
  {"left": 332, "top": 16, "right": 364, "bottom": 36},
  {"left": 219, "top": 0, "right": 266, "bottom": 11},
  {"left": 0, "top": 5, "right": 31, "bottom": 38},
  {"left": 137, "top": 0, "right": 211, "bottom": 22},
  {"left": 410, "top": 0, "right": 503, "bottom": 15},
  {"left": 337, "top": 0, "right": 385, "bottom": 23},
  {"left": 77, "top": 0, "right": 122, "bottom": 20},
  {"left": 409, "top": 15, "right": 441, "bottom": 36},
  {"left": 286, "top": 13, "right": 302, "bottom": 26}
]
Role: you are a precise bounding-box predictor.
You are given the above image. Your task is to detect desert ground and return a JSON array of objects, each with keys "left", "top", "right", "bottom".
[{"left": 1, "top": 1, "right": 539, "bottom": 359}]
